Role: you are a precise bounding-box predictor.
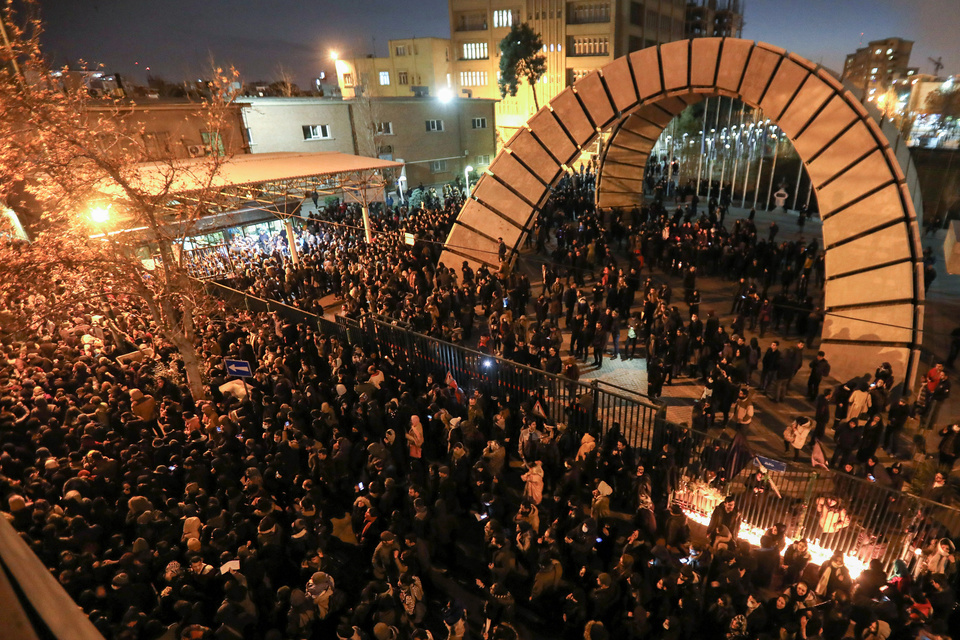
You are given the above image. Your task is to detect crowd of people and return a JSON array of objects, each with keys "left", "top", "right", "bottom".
[
  {"left": 3, "top": 165, "right": 956, "bottom": 640},
  {"left": 1, "top": 290, "right": 958, "bottom": 640}
]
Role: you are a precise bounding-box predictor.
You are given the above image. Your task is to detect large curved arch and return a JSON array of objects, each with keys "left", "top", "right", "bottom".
[{"left": 440, "top": 38, "right": 924, "bottom": 385}]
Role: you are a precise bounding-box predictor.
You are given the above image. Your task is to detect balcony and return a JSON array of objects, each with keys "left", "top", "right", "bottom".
[{"left": 455, "top": 14, "right": 488, "bottom": 32}]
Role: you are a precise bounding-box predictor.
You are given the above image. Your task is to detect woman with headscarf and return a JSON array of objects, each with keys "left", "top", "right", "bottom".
[
  {"left": 815, "top": 550, "right": 852, "bottom": 598},
  {"left": 521, "top": 460, "right": 544, "bottom": 505}
]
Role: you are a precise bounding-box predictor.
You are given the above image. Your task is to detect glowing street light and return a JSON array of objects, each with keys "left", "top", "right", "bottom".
[
  {"left": 464, "top": 165, "right": 474, "bottom": 193},
  {"left": 330, "top": 51, "right": 339, "bottom": 61},
  {"left": 90, "top": 205, "right": 111, "bottom": 224},
  {"left": 438, "top": 88, "right": 453, "bottom": 103}
]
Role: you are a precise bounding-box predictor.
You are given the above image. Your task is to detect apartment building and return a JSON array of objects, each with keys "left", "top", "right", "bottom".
[
  {"left": 334, "top": 37, "right": 454, "bottom": 100},
  {"left": 448, "top": 0, "right": 742, "bottom": 139},
  {"left": 841, "top": 37, "right": 917, "bottom": 102}
]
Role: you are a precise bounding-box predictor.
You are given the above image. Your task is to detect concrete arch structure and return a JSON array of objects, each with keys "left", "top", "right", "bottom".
[{"left": 440, "top": 38, "right": 924, "bottom": 385}]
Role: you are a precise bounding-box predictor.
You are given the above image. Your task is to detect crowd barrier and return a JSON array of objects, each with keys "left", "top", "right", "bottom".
[{"left": 203, "top": 280, "right": 960, "bottom": 575}]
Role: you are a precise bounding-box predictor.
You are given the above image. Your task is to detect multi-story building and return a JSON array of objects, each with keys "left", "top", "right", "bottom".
[
  {"left": 685, "top": 0, "right": 744, "bottom": 38},
  {"left": 333, "top": 37, "right": 453, "bottom": 100},
  {"left": 448, "top": 0, "right": 742, "bottom": 140},
  {"left": 240, "top": 96, "right": 497, "bottom": 188},
  {"left": 841, "top": 37, "right": 916, "bottom": 103}
]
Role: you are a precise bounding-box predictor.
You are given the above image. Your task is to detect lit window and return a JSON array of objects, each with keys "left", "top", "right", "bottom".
[
  {"left": 302, "top": 124, "right": 332, "bottom": 140},
  {"left": 376, "top": 122, "right": 394, "bottom": 135},
  {"left": 379, "top": 71, "right": 390, "bottom": 85},
  {"left": 425, "top": 119, "right": 444, "bottom": 132},
  {"left": 342, "top": 73, "right": 354, "bottom": 87},
  {"left": 472, "top": 117, "right": 487, "bottom": 129},
  {"left": 395, "top": 45, "right": 408, "bottom": 56},
  {"left": 493, "top": 9, "right": 514, "bottom": 28},
  {"left": 463, "top": 42, "right": 489, "bottom": 59},
  {"left": 476, "top": 154, "right": 491, "bottom": 165}
]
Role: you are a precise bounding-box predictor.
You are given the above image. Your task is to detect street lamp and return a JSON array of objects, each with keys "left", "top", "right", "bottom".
[
  {"left": 90, "top": 205, "right": 111, "bottom": 224},
  {"left": 464, "top": 165, "right": 474, "bottom": 194}
]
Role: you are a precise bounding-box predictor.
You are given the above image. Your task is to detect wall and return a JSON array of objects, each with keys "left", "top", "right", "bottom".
[
  {"left": 239, "top": 96, "right": 497, "bottom": 189},
  {"left": 85, "top": 101, "right": 248, "bottom": 160},
  {"left": 239, "top": 98, "right": 356, "bottom": 155},
  {"left": 911, "top": 148, "right": 960, "bottom": 224}
]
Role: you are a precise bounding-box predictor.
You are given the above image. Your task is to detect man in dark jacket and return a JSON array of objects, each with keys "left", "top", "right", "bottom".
[{"left": 807, "top": 351, "right": 831, "bottom": 401}]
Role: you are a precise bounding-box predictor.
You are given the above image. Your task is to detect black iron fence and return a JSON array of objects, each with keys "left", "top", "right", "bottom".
[{"left": 203, "top": 280, "right": 960, "bottom": 574}]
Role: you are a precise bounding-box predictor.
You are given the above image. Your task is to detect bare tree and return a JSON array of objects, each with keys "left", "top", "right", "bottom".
[{"left": 0, "top": 2, "right": 243, "bottom": 400}]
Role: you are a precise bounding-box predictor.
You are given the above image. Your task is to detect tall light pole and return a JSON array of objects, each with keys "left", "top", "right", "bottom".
[{"left": 464, "top": 165, "right": 474, "bottom": 195}]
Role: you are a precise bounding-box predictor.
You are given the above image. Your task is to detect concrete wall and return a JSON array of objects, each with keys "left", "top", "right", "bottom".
[
  {"left": 240, "top": 98, "right": 356, "bottom": 155},
  {"left": 85, "top": 101, "right": 248, "bottom": 160}
]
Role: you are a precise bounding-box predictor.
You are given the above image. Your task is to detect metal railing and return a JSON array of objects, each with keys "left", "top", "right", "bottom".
[{"left": 204, "top": 280, "right": 960, "bottom": 573}]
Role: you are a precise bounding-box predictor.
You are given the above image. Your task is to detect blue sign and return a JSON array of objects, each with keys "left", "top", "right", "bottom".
[
  {"left": 755, "top": 455, "right": 788, "bottom": 473},
  {"left": 224, "top": 359, "right": 253, "bottom": 378}
]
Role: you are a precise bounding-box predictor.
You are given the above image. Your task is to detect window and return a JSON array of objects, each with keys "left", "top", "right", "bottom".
[
  {"left": 462, "top": 42, "right": 489, "bottom": 60},
  {"left": 886, "top": 48, "right": 893, "bottom": 54},
  {"left": 493, "top": 9, "right": 514, "bottom": 27},
  {"left": 398, "top": 71, "right": 409, "bottom": 85},
  {"left": 376, "top": 122, "right": 394, "bottom": 135},
  {"left": 200, "top": 131, "right": 224, "bottom": 156},
  {"left": 430, "top": 160, "right": 448, "bottom": 173},
  {"left": 871, "top": 67, "right": 878, "bottom": 73},
  {"left": 472, "top": 117, "right": 488, "bottom": 129},
  {"left": 395, "top": 44, "right": 408, "bottom": 56},
  {"left": 571, "top": 36, "right": 609, "bottom": 56},
  {"left": 379, "top": 71, "right": 390, "bottom": 85},
  {"left": 476, "top": 154, "right": 491, "bottom": 165},
  {"left": 342, "top": 73, "right": 354, "bottom": 87},
  {"left": 425, "top": 119, "right": 444, "bottom": 132},
  {"left": 302, "top": 124, "right": 332, "bottom": 140},
  {"left": 460, "top": 70, "right": 488, "bottom": 87},
  {"left": 569, "top": 2, "right": 611, "bottom": 24},
  {"left": 456, "top": 11, "right": 488, "bottom": 31}
]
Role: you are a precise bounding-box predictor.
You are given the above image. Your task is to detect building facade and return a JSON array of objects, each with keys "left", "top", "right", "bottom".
[
  {"left": 448, "top": 0, "right": 742, "bottom": 140},
  {"left": 841, "top": 37, "right": 917, "bottom": 102},
  {"left": 240, "top": 96, "right": 497, "bottom": 189},
  {"left": 334, "top": 37, "right": 453, "bottom": 100},
  {"left": 84, "top": 100, "right": 250, "bottom": 160}
]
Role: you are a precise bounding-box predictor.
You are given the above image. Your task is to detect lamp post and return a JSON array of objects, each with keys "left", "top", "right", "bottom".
[{"left": 464, "top": 165, "right": 474, "bottom": 195}]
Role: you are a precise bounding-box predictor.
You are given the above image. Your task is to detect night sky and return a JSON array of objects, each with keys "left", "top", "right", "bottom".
[{"left": 38, "top": 0, "right": 960, "bottom": 87}]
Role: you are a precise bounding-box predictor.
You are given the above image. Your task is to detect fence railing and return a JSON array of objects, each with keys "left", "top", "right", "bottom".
[{"left": 203, "top": 280, "right": 960, "bottom": 574}]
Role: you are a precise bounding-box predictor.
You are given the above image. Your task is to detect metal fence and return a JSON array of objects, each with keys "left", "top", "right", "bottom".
[{"left": 203, "top": 280, "right": 960, "bottom": 574}]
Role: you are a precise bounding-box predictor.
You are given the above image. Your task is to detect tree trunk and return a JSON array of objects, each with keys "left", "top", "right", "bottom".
[
  {"left": 530, "top": 81, "right": 540, "bottom": 111},
  {"left": 173, "top": 334, "right": 208, "bottom": 401}
]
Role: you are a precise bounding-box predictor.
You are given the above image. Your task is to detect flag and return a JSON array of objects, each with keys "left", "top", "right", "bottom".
[
  {"left": 725, "top": 431, "right": 754, "bottom": 480},
  {"left": 754, "top": 456, "right": 783, "bottom": 499},
  {"left": 811, "top": 439, "right": 829, "bottom": 469}
]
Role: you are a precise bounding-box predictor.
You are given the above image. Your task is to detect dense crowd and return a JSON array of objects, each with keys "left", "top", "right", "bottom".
[
  {"left": 192, "top": 168, "right": 957, "bottom": 494},
  {"left": 5, "top": 164, "right": 956, "bottom": 640},
  {"left": 0, "top": 286, "right": 958, "bottom": 640}
]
